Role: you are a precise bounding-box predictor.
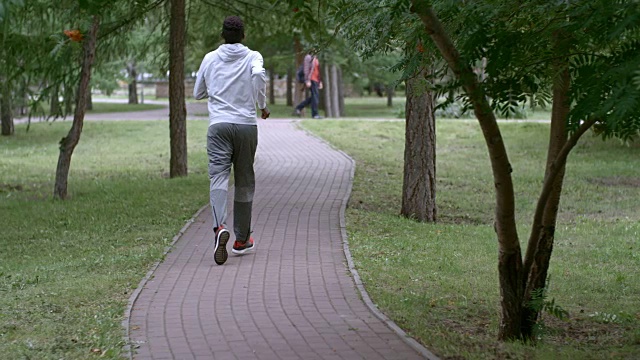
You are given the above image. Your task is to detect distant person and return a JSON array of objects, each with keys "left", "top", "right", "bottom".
[
  {"left": 293, "top": 52, "right": 323, "bottom": 119},
  {"left": 193, "top": 15, "right": 270, "bottom": 265}
]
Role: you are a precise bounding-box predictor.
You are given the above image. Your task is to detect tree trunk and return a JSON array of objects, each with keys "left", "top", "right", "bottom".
[
  {"left": 1, "top": 81, "right": 14, "bottom": 136},
  {"left": 85, "top": 89, "right": 93, "bottom": 111},
  {"left": 401, "top": 67, "right": 436, "bottom": 222},
  {"left": 521, "top": 35, "right": 572, "bottom": 338},
  {"left": 169, "top": 0, "right": 187, "bottom": 178},
  {"left": 19, "top": 81, "right": 28, "bottom": 116},
  {"left": 128, "top": 61, "right": 139, "bottom": 104},
  {"left": 54, "top": 16, "right": 100, "bottom": 199},
  {"left": 286, "top": 66, "right": 293, "bottom": 106},
  {"left": 337, "top": 66, "right": 345, "bottom": 117},
  {"left": 64, "top": 85, "right": 74, "bottom": 115},
  {"left": 411, "top": 2, "right": 524, "bottom": 340},
  {"left": 50, "top": 86, "right": 61, "bottom": 119},
  {"left": 321, "top": 63, "right": 332, "bottom": 117},
  {"left": 387, "top": 83, "right": 394, "bottom": 107},
  {"left": 269, "top": 66, "right": 276, "bottom": 105},
  {"left": 330, "top": 64, "right": 340, "bottom": 118}
]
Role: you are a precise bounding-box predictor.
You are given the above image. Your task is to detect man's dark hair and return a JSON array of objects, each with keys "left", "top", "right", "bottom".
[{"left": 221, "top": 16, "right": 244, "bottom": 44}]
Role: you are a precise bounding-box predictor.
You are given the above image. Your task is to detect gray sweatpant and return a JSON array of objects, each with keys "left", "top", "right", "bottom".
[{"left": 207, "top": 122, "right": 257, "bottom": 242}]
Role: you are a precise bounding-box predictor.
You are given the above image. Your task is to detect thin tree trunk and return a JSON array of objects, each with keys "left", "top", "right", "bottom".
[
  {"left": 521, "top": 32, "right": 599, "bottom": 338},
  {"left": 411, "top": 2, "right": 523, "bottom": 340},
  {"left": 337, "top": 66, "right": 345, "bottom": 117},
  {"left": 286, "top": 66, "right": 293, "bottom": 106},
  {"left": 318, "top": 74, "right": 326, "bottom": 112},
  {"left": 521, "top": 63, "right": 570, "bottom": 339},
  {"left": 401, "top": 67, "right": 436, "bottom": 222},
  {"left": 169, "top": 0, "right": 187, "bottom": 178},
  {"left": 50, "top": 86, "right": 61, "bottom": 119},
  {"left": 387, "top": 83, "right": 394, "bottom": 107},
  {"left": 321, "top": 63, "right": 331, "bottom": 117},
  {"left": 318, "top": 54, "right": 325, "bottom": 112},
  {"left": 330, "top": 64, "right": 340, "bottom": 118},
  {"left": 64, "top": 85, "right": 74, "bottom": 115},
  {"left": 54, "top": 16, "right": 100, "bottom": 199},
  {"left": 85, "top": 89, "right": 93, "bottom": 111},
  {"left": 1, "top": 81, "right": 14, "bottom": 136},
  {"left": 269, "top": 66, "right": 275, "bottom": 105},
  {"left": 19, "top": 81, "right": 27, "bottom": 116},
  {"left": 128, "top": 61, "right": 139, "bottom": 104}
]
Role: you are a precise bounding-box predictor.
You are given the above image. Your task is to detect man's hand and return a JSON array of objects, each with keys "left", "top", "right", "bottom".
[
  {"left": 318, "top": 81, "right": 323, "bottom": 90},
  {"left": 305, "top": 80, "right": 311, "bottom": 89},
  {"left": 261, "top": 107, "right": 270, "bottom": 119}
]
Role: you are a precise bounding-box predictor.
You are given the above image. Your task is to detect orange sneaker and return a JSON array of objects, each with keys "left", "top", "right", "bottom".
[
  {"left": 231, "top": 237, "right": 255, "bottom": 255},
  {"left": 213, "top": 225, "right": 230, "bottom": 265}
]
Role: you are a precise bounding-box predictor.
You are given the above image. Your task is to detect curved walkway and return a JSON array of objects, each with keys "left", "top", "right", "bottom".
[{"left": 126, "top": 119, "right": 436, "bottom": 359}]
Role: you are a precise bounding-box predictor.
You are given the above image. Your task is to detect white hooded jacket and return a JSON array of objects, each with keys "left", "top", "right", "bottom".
[{"left": 194, "top": 43, "right": 267, "bottom": 126}]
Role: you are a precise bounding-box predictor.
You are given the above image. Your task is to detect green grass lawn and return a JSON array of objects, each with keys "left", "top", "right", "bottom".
[
  {"left": 20, "top": 102, "right": 166, "bottom": 120},
  {"left": 0, "top": 120, "right": 210, "bottom": 359},
  {"left": 2, "top": 117, "right": 637, "bottom": 359},
  {"left": 301, "top": 119, "right": 640, "bottom": 359},
  {"left": 86, "top": 102, "right": 165, "bottom": 113}
]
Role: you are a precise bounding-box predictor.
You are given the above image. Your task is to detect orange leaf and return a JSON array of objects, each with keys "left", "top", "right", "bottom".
[{"left": 64, "top": 29, "right": 84, "bottom": 42}]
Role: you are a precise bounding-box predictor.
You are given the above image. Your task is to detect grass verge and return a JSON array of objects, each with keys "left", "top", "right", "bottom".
[
  {"left": 301, "top": 119, "right": 640, "bottom": 360},
  {"left": 0, "top": 120, "right": 210, "bottom": 359},
  {"left": 17, "top": 102, "right": 166, "bottom": 120},
  {"left": 86, "top": 102, "right": 166, "bottom": 114}
]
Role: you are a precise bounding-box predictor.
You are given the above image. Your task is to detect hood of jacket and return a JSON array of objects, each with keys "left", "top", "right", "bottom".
[{"left": 216, "top": 43, "right": 250, "bottom": 62}]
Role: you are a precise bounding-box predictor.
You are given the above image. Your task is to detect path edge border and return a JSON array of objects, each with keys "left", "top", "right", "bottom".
[
  {"left": 121, "top": 204, "right": 209, "bottom": 360},
  {"left": 295, "top": 120, "right": 440, "bottom": 360}
]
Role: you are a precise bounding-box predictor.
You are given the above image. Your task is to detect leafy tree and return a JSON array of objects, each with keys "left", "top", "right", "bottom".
[
  {"left": 54, "top": 14, "right": 100, "bottom": 199},
  {"left": 409, "top": 0, "right": 640, "bottom": 340},
  {"left": 331, "top": 0, "right": 640, "bottom": 341},
  {"left": 334, "top": 0, "right": 437, "bottom": 221},
  {"left": 49, "top": 0, "right": 164, "bottom": 198}
]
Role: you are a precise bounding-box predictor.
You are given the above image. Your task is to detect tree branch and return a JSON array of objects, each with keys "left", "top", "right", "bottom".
[
  {"left": 98, "top": 0, "right": 165, "bottom": 40},
  {"left": 411, "top": 1, "right": 526, "bottom": 339},
  {"left": 522, "top": 116, "right": 597, "bottom": 278},
  {"left": 410, "top": 2, "right": 520, "bottom": 246}
]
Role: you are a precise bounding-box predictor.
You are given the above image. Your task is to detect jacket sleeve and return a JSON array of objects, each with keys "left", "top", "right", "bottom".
[
  {"left": 193, "top": 55, "right": 209, "bottom": 100},
  {"left": 251, "top": 52, "right": 267, "bottom": 110}
]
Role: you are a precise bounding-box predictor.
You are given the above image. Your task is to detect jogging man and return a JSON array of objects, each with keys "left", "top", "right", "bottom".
[{"left": 194, "top": 15, "right": 269, "bottom": 265}]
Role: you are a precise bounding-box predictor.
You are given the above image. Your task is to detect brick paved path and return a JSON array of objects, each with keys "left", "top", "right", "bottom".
[{"left": 127, "top": 120, "right": 435, "bottom": 360}]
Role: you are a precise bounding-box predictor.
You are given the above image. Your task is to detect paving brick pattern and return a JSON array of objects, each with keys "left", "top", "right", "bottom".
[{"left": 128, "top": 120, "right": 427, "bottom": 359}]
